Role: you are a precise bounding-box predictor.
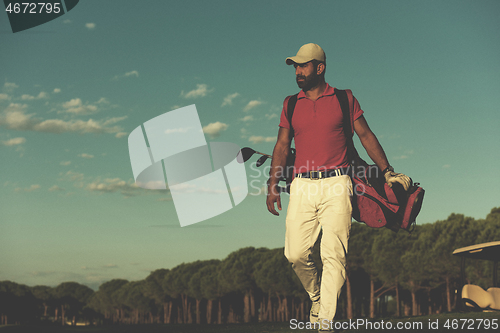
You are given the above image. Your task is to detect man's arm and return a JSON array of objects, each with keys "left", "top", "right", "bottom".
[
  {"left": 354, "top": 116, "right": 411, "bottom": 190},
  {"left": 266, "top": 127, "right": 292, "bottom": 216},
  {"left": 353, "top": 116, "right": 390, "bottom": 171}
]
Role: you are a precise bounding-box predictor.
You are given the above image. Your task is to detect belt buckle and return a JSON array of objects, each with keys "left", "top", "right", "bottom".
[{"left": 310, "top": 171, "right": 319, "bottom": 180}]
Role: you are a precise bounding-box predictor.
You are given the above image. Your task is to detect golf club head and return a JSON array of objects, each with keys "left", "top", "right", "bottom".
[
  {"left": 237, "top": 147, "right": 255, "bottom": 163},
  {"left": 256, "top": 155, "right": 269, "bottom": 167}
]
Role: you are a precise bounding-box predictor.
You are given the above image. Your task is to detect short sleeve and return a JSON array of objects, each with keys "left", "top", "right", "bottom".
[
  {"left": 346, "top": 89, "right": 364, "bottom": 135},
  {"left": 352, "top": 95, "right": 363, "bottom": 121},
  {"left": 278, "top": 95, "right": 292, "bottom": 129}
]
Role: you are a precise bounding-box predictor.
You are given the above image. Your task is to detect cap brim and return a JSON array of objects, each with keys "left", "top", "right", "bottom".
[{"left": 285, "top": 56, "right": 313, "bottom": 65}]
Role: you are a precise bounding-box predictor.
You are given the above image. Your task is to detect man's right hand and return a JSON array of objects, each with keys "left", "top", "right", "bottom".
[
  {"left": 266, "top": 182, "right": 282, "bottom": 216},
  {"left": 266, "top": 127, "right": 292, "bottom": 216}
]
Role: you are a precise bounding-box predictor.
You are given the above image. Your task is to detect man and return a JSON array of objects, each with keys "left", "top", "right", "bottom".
[{"left": 266, "top": 43, "right": 410, "bottom": 332}]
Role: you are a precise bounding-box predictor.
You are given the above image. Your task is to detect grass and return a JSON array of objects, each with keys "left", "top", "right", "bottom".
[{"left": 1, "top": 312, "right": 499, "bottom": 333}]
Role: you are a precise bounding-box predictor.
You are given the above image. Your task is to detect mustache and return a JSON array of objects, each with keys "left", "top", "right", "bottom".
[{"left": 296, "top": 75, "right": 306, "bottom": 80}]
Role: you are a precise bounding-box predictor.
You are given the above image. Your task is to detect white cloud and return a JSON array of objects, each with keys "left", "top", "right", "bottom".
[
  {"left": 265, "top": 113, "right": 278, "bottom": 120},
  {"left": 70, "top": 105, "right": 99, "bottom": 115},
  {"left": 86, "top": 177, "right": 146, "bottom": 197},
  {"left": 393, "top": 150, "right": 414, "bottom": 160},
  {"left": 115, "top": 132, "right": 128, "bottom": 138},
  {"left": 79, "top": 153, "right": 94, "bottom": 159},
  {"left": 4, "top": 82, "right": 19, "bottom": 90},
  {"left": 49, "top": 185, "right": 65, "bottom": 192},
  {"left": 63, "top": 170, "right": 84, "bottom": 181},
  {"left": 53, "top": 88, "right": 61, "bottom": 93},
  {"left": 202, "top": 121, "right": 228, "bottom": 138},
  {"left": 0, "top": 104, "right": 34, "bottom": 130},
  {"left": 244, "top": 100, "right": 262, "bottom": 112},
  {"left": 164, "top": 127, "right": 192, "bottom": 134},
  {"left": 101, "top": 116, "right": 128, "bottom": 125},
  {"left": 59, "top": 171, "right": 169, "bottom": 198},
  {"left": 113, "top": 71, "right": 139, "bottom": 80},
  {"left": 0, "top": 106, "right": 126, "bottom": 135},
  {"left": 14, "top": 184, "right": 40, "bottom": 193},
  {"left": 96, "top": 97, "right": 109, "bottom": 104},
  {"left": 124, "top": 70, "right": 139, "bottom": 77},
  {"left": 240, "top": 128, "right": 248, "bottom": 139},
  {"left": 1, "top": 137, "right": 26, "bottom": 146},
  {"left": 241, "top": 115, "right": 253, "bottom": 122},
  {"left": 60, "top": 161, "right": 71, "bottom": 166},
  {"left": 0, "top": 93, "right": 9, "bottom": 100},
  {"left": 181, "top": 84, "right": 213, "bottom": 99},
  {"left": 63, "top": 19, "right": 71, "bottom": 24},
  {"left": 393, "top": 155, "right": 409, "bottom": 160},
  {"left": 21, "top": 92, "right": 46, "bottom": 100},
  {"left": 164, "top": 183, "right": 196, "bottom": 193},
  {"left": 442, "top": 164, "right": 451, "bottom": 169},
  {"left": 34, "top": 119, "right": 110, "bottom": 134},
  {"left": 222, "top": 92, "right": 240, "bottom": 107},
  {"left": 85, "top": 23, "right": 96, "bottom": 30},
  {"left": 63, "top": 98, "right": 81, "bottom": 108},
  {"left": 59, "top": 171, "right": 81, "bottom": 186},
  {"left": 249, "top": 135, "right": 275, "bottom": 144},
  {"left": 135, "top": 180, "right": 169, "bottom": 189},
  {"left": 6, "top": 103, "right": 29, "bottom": 111},
  {"left": 62, "top": 98, "right": 98, "bottom": 115},
  {"left": 21, "top": 94, "right": 35, "bottom": 100}
]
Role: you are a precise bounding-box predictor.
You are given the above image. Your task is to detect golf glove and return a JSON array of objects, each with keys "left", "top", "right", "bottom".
[{"left": 384, "top": 166, "right": 412, "bottom": 191}]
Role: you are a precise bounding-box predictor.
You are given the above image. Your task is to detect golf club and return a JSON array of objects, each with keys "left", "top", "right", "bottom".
[
  {"left": 237, "top": 147, "right": 291, "bottom": 194},
  {"left": 237, "top": 147, "right": 272, "bottom": 163},
  {"left": 256, "top": 155, "right": 269, "bottom": 167}
]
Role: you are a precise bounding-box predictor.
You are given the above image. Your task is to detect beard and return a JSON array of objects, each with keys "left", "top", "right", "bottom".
[{"left": 296, "top": 71, "right": 321, "bottom": 91}]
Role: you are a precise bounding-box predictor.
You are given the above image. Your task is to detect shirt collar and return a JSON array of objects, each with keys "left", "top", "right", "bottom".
[{"left": 297, "top": 83, "right": 335, "bottom": 100}]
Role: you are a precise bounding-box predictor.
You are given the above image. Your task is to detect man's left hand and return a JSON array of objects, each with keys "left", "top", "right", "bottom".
[{"left": 384, "top": 167, "right": 412, "bottom": 191}]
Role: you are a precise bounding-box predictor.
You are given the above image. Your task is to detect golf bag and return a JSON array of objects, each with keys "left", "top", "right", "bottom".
[
  {"left": 349, "top": 160, "right": 425, "bottom": 232},
  {"left": 285, "top": 89, "right": 424, "bottom": 232}
]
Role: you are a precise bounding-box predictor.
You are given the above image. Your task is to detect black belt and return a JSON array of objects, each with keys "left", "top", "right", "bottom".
[{"left": 296, "top": 168, "right": 347, "bottom": 180}]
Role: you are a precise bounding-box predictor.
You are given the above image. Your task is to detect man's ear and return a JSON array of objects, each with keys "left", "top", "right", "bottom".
[{"left": 317, "top": 62, "right": 325, "bottom": 75}]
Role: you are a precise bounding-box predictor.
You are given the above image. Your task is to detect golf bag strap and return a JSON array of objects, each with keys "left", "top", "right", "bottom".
[
  {"left": 335, "top": 88, "right": 359, "bottom": 167},
  {"left": 286, "top": 93, "right": 299, "bottom": 138}
]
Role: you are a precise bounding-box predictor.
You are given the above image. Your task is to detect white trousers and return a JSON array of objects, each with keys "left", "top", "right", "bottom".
[{"left": 284, "top": 175, "right": 352, "bottom": 321}]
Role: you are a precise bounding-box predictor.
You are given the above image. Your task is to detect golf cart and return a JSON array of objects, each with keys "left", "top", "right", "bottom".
[{"left": 453, "top": 241, "right": 500, "bottom": 311}]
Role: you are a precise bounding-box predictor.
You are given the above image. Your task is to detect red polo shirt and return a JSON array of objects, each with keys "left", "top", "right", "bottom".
[{"left": 279, "top": 84, "right": 364, "bottom": 172}]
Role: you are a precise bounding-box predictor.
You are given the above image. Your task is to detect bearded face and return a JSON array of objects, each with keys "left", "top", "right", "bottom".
[{"left": 295, "top": 62, "right": 321, "bottom": 91}]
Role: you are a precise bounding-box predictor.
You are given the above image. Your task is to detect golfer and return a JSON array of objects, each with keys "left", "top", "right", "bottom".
[{"left": 266, "top": 43, "right": 410, "bottom": 332}]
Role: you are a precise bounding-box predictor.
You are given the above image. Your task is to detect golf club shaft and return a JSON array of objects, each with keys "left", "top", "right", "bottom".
[{"left": 254, "top": 151, "right": 272, "bottom": 159}]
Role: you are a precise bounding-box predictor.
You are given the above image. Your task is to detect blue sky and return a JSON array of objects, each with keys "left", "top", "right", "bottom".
[{"left": 1, "top": 0, "right": 499, "bottom": 290}]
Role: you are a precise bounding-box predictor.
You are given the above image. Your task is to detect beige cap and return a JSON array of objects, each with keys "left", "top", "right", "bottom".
[{"left": 286, "top": 43, "right": 326, "bottom": 65}]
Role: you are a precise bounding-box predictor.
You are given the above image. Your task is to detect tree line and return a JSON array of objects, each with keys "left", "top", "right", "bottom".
[{"left": 1, "top": 207, "right": 499, "bottom": 326}]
